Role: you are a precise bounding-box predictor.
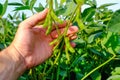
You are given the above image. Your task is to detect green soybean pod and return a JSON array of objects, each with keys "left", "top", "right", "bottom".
[
  {"left": 46, "top": 21, "right": 52, "bottom": 35},
  {"left": 43, "top": 14, "right": 50, "bottom": 28},
  {"left": 46, "top": 15, "right": 53, "bottom": 35},
  {"left": 50, "top": 35, "right": 63, "bottom": 45},
  {"left": 68, "top": 45, "right": 75, "bottom": 53},
  {"left": 65, "top": 37, "right": 75, "bottom": 53},
  {"left": 50, "top": 11, "right": 63, "bottom": 23},
  {"left": 65, "top": 37, "right": 70, "bottom": 48},
  {"left": 50, "top": 37, "right": 60, "bottom": 46},
  {"left": 77, "top": 17, "right": 85, "bottom": 30},
  {"left": 65, "top": 47, "right": 70, "bottom": 63},
  {"left": 53, "top": 42, "right": 59, "bottom": 51},
  {"left": 53, "top": 49, "right": 60, "bottom": 57}
]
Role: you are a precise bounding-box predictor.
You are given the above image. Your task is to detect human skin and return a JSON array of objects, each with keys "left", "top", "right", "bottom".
[{"left": 0, "top": 9, "right": 78, "bottom": 80}]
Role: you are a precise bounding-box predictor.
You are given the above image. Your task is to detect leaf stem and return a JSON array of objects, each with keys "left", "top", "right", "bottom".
[{"left": 81, "top": 53, "right": 116, "bottom": 80}]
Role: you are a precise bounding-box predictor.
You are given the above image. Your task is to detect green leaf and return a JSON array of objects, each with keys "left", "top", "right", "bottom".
[
  {"left": 91, "top": 71, "right": 101, "bottom": 80},
  {"left": 13, "top": 11, "right": 19, "bottom": 19},
  {"left": 111, "top": 67, "right": 120, "bottom": 75},
  {"left": 60, "top": 0, "right": 66, "bottom": 4},
  {"left": 85, "top": 26, "right": 103, "bottom": 34},
  {"left": 76, "top": 73, "right": 84, "bottom": 80},
  {"left": 86, "top": 0, "right": 96, "bottom": 8},
  {"left": 34, "top": 3, "right": 44, "bottom": 12},
  {"left": 0, "top": 43, "right": 4, "bottom": 50},
  {"left": 63, "top": 2, "right": 76, "bottom": 16},
  {"left": 102, "top": 31, "right": 120, "bottom": 53},
  {"left": 108, "top": 9, "right": 120, "bottom": 33},
  {"left": 66, "top": 0, "right": 72, "bottom": 2},
  {"left": 22, "top": 0, "right": 30, "bottom": 5},
  {"left": 89, "top": 48, "right": 103, "bottom": 57},
  {"left": 0, "top": 3, "right": 3, "bottom": 16},
  {"left": 55, "top": 7, "right": 66, "bottom": 16},
  {"left": 55, "top": 0, "right": 58, "bottom": 9},
  {"left": 101, "top": 31, "right": 112, "bottom": 46},
  {"left": 88, "top": 32, "right": 102, "bottom": 43},
  {"left": 14, "top": 6, "right": 30, "bottom": 11},
  {"left": 70, "top": 55, "right": 83, "bottom": 68},
  {"left": 59, "top": 70, "right": 67, "bottom": 77},
  {"left": 1, "top": 0, "right": 8, "bottom": 16},
  {"left": 30, "top": 0, "right": 36, "bottom": 9},
  {"left": 82, "top": 7, "right": 95, "bottom": 22},
  {"left": 88, "top": 34, "right": 96, "bottom": 43},
  {"left": 8, "top": 14, "right": 13, "bottom": 20},
  {"left": 0, "top": 27, "right": 4, "bottom": 35},
  {"left": 107, "top": 75, "right": 120, "bottom": 80},
  {"left": 8, "top": 2, "right": 24, "bottom": 6},
  {"left": 22, "top": 12, "right": 27, "bottom": 20},
  {"left": 99, "top": 3, "right": 117, "bottom": 9},
  {"left": 93, "top": 0, "right": 97, "bottom": 6}
]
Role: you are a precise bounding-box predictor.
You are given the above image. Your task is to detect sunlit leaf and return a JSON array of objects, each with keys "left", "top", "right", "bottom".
[
  {"left": 86, "top": 0, "right": 96, "bottom": 7},
  {"left": 102, "top": 31, "right": 120, "bottom": 53},
  {"left": 22, "top": 0, "right": 30, "bottom": 5},
  {"left": 88, "top": 34, "right": 96, "bottom": 43},
  {"left": 14, "top": 6, "right": 30, "bottom": 11},
  {"left": 0, "top": 3, "right": 3, "bottom": 16},
  {"left": 8, "top": 2, "right": 23, "bottom": 6},
  {"left": 93, "top": 0, "right": 97, "bottom": 6},
  {"left": 62, "top": 2, "right": 76, "bottom": 16},
  {"left": 0, "top": 27, "right": 4, "bottom": 34},
  {"left": 60, "top": 0, "right": 66, "bottom": 4},
  {"left": 88, "top": 32, "right": 103, "bottom": 43},
  {"left": 107, "top": 75, "right": 120, "bottom": 80},
  {"left": 1, "top": 0, "right": 8, "bottom": 16},
  {"left": 7, "top": 14, "right": 13, "bottom": 20},
  {"left": 22, "top": 12, "right": 27, "bottom": 20},
  {"left": 13, "top": 11, "right": 19, "bottom": 19},
  {"left": 82, "top": 7, "right": 95, "bottom": 22},
  {"left": 99, "top": 3, "right": 117, "bottom": 9},
  {"left": 30, "top": 0, "right": 36, "bottom": 9},
  {"left": 55, "top": 7, "right": 66, "bottom": 16},
  {"left": 111, "top": 67, "right": 120, "bottom": 75},
  {"left": 55, "top": 0, "right": 58, "bottom": 9},
  {"left": 108, "top": 9, "right": 120, "bottom": 33},
  {"left": 34, "top": 3, "right": 44, "bottom": 12}
]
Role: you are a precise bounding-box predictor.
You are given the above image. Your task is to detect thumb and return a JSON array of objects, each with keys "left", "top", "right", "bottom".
[{"left": 19, "top": 8, "right": 48, "bottom": 29}]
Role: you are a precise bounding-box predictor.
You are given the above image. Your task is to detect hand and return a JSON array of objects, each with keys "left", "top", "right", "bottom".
[
  {"left": 10, "top": 9, "right": 78, "bottom": 69},
  {"left": 0, "top": 8, "right": 78, "bottom": 80}
]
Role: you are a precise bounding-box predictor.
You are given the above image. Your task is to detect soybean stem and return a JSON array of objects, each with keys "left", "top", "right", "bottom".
[
  {"left": 63, "top": 4, "right": 81, "bottom": 36},
  {"left": 81, "top": 53, "right": 116, "bottom": 80}
]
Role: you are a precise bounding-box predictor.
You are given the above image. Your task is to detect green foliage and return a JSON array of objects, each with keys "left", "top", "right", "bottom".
[
  {"left": 0, "top": 3, "right": 3, "bottom": 16},
  {"left": 0, "top": 0, "right": 8, "bottom": 17},
  {"left": 0, "top": 0, "right": 120, "bottom": 80},
  {"left": 107, "top": 67, "right": 120, "bottom": 80},
  {"left": 2, "top": 0, "right": 8, "bottom": 16},
  {"left": 108, "top": 9, "right": 120, "bottom": 33},
  {"left": 34, "top": 3, "right": 44, "bottom": 12}
]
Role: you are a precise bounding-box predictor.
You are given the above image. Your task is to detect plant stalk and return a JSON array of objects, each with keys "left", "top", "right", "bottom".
[{"left": 81, "top": 53, "right": 116, "bottom": 80}]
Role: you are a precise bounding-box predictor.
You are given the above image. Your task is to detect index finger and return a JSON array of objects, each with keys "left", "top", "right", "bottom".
[
  {"left": 51, "top": 21, "right": 72, "bottom": 31},
  {"left": 19, "top": 8, "right": 49, "bottom": 29}
]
